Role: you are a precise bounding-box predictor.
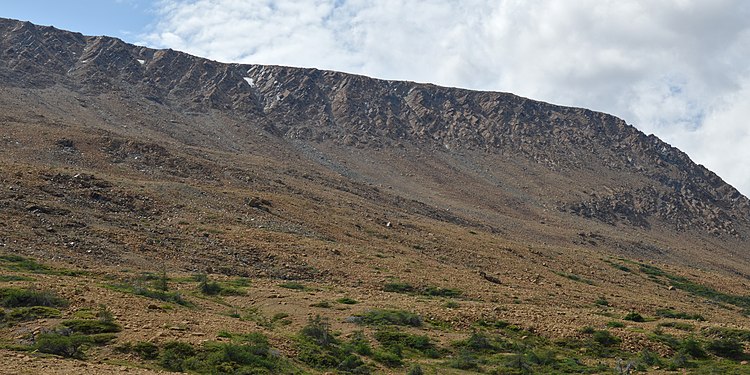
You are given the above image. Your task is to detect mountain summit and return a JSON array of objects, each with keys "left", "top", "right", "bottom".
[{"left": 1, "top": 18, "right": 749, "bottom": 373}]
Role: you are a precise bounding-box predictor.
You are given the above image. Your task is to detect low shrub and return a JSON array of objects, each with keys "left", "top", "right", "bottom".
[
  {"left": 407, "top": 364, "right": 424, "bottom": 375},
  {"left": 279, "top": 282, "right": 306, "bottom": 290},
  {"left": 623, "top": 312, "right": 646, "bottom": 322},
  {"left": 198, "top": 280, "right": 222, "bottom": 295},
  {"left": 359, "top": 309, "right": 422, "bottom": 327},
  {"left": 373, "top": 349, "right": 403, "bottom": 367},
  {"left": 337, "top": 297, "right": 358, "bottom": 305},
  {"left": 594, "top": 297, "right": 609, "bottom": 306},
  {"left": 35, "top": 332, "right": 91, "bottom": 359},
  {"left": 61, "top": 319, "right": 121, "bottom": 334},
  {"left": 0, "top": 288, "right": 68, "bottom": 308},
  {"left": 706, "top": 338, "right": 744, "bottom": 359},
  {"left": 383, "top": 282, "right": 415, "bottom": 293},
  {"left": 449, "top": 349, "right": 481, "bottom": 370},
  {"left": 375, "top": 329, "right": 436, "bottom": 356},
  {"left": 116, "top": 341, "right": 160, "bottom": 360},
  {"left": 592, "top": 330, "right": 621, "bottom": 347},
  {"left": 159, "top": 341, "right": 196, "bottom": 372},
  {"left": 297, "top": 316, "right": 372, "bottom": 373},
  {"left": 658, "top": 321, "right": 694, "bottom": 331},
  {"left": 4, "top": 306, "right": 61, "bottom": 323},
  {"left": 423, "top": 286, "right": 462, "bottom": 298},
  {"left": 681, "top": 337, "right": 707, "bottom": 359}
]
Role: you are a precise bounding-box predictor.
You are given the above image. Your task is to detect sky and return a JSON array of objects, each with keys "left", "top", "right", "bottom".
[{"left": 3, "top": 1, "right": 750, "bottom": 196}]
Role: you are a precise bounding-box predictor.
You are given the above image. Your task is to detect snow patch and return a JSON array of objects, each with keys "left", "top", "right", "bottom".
[
  {"left": 137, "top": 59, "right": 146, "bottom": 65},
  {"left": 243, "top": 77, "right": 255, "bottom": 87}
]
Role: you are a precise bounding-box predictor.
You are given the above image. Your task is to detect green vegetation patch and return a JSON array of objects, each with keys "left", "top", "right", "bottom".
[
  {"left": 702, "top": 326, "right": 750, "bottom": 342},
  {"left": 107, "top": 282, "right": 191, "bottom": 307},
  {"left": 382, "top": 281, "right": 463, "bottom": 298},
  {"left": 0, "top": 275, "right": 34, "bottom": 282},
  {"left": 655, "top": 308, "right": 705, "bottom": 321},
  {"left": 194, "top": 274, "right": 247, "bottom": 296},
  {"left": 358, "top": 309, "right": 422, "bottom": 327},
  {"left": 637, "top": 263, "right": 750, "bottom": 314},
  {"left": 0, "top": 254, "right": 84, "bottom": 276},
  {"left": 0, "top": 287, "right": 68, "bottom": 308},
  {"left": 297, "top": 316, "right": 371, "bottom": 373},
  {"left": 658, "top": 321, "right": 695, "bottom": 331},
  {"left": 554, "top": 271, "right": 595, "bottom": 285},
  {"left": 623, "top": 312, "right": 647, "bottom": 322},
  {"left": 158, "top": 333, "right": 299, "bottom": 374},
  {"left": 3, "top": 306, "right": 61, "bottom": 324},
  {"left": 60, "top": 319, "right": 121, "bottom": 334},
  {"left": 374, "top": 329, "right": 440, "bottom": 358}
]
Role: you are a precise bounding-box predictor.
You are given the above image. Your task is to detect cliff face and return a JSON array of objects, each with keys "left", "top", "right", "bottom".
[{"left": 1, "top": 17, "right": 748, "bottom": 252}]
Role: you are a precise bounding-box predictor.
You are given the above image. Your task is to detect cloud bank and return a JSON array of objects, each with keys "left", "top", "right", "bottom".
[{"left": 143, "top": 0, "right": 750, "bottom": 196}]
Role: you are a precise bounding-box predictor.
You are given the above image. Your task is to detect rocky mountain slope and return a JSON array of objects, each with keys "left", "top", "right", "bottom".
[{"left": 1, "top": 18, "right": 749, "bottom": 373}]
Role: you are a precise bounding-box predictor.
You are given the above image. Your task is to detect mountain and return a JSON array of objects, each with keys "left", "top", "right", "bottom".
[{"left": 1, "top": 18, "right": 748, "bottom": 373}]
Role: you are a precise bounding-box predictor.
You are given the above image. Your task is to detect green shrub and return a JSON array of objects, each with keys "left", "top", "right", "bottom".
[
  {"left": 423, "top": 286, "right": 462, "bottom": 298},
  {"left": 658, "top": 321, "right": 694, "bottom": 331},
  {"left": 623, "top": 312, "right": 646, "bottom": 322},
  {"left": 475, "top": 319, "right": 510, "bottom": 330},
  {"left": 337, "top": 354, "right": 370, "bottom": 374},
  {"left": 525, "top": 348, "right": 557, "bottom": 367},
  {"left": 359, "top": 309, "right": 421, "bottom": 327},
  {"left": 294, "top": 318, "right": 373, "bottom": 372},
  {"left": 297, "top": 316, "right": 367, "bottom": 371},
  {"left": 638, "top": 349, "right": 662, "bottom": 367},
  {"left": 639, "top": 264, "right": 666, "bottom": 277},
  {"left": 374, "top": 329, "right": 435, "bottom": 355},
  {"left": 301, "top": 315, "right": 338, "bottom": 347},
  {"left": 655, "top": 309, "right": 704, "bottom": 321},
  {"left": 681, "top": 338, "right": 707, "bottom": 359},
  {"left": 133, "top": 286, "right": 191, "bottom": 306},
  {"left": 198, "top": 280, "right": 222, "bottom": 295},
  {"left": 407, "top": 364, "right": 424, "bottom": 375},
  {"left": 337, "top": 297, "right": 358, "bottom": 305},
  {"left": 4, "top": 306, "right": 61, "bottom": 323},
  {"left": 702, "top": 327, "right": 750, "bottom": 342},
  {"left": 465, "top": 332, "right": 495, "bottom": 352},
  {"left": 444, "top": 300, "right": 460, "bottom": 308},
  {"left": 594, "top": 297, "right": 609, "bottom": 306},
  {"left": 35, "top": 332, "right": 91, "bottom": 359},
  {"left": 383, "top": 282, "right": 415, "bottom": 293},
  {"left": 606, "top": 321, "right": 625, "bottom": 328},
  {"left": 61, "top": 319, "right": 121, "bottom": 334},
  {"left": 156, "top": 335, "right": 296, "bottom": 373},
  {"left": 159, "top": 341, "right": 196, "bottom": 372},
  {"left": 592, "top": 330, "right": 621, "bottom": 347},
  {"left": 346, "top": 331, "right": 372, "bottom": 356},
  {"left": 0, "top": 288, "right": 68, "bottom": 308},
  {"left": 116, "top": 341, "right": 160, "bottom": 360},
  {"left": 0, "top": 275, "right": 33, "bottom": 282},
  {"left": 449, "top": 349, "right": 480, "bottom": 370},
  {"left": 706, "top": 338, "right": 744, "bottom": 359},
  {"left": 279, "top": 282, "right": 305, "bottom": 290},
  {"left": 373, "top": 349, "right": 403, "bottom": 367},
  {"left": 648, "top": 330, "right": 681, "bottom": 350}
]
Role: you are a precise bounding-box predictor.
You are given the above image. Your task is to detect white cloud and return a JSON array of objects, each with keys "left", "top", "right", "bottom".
[{"left": 143, "top": 0, "right": 750, "bottom": 195}]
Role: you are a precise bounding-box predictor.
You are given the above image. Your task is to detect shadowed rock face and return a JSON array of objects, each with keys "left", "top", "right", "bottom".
[{"left": 0, "top": 16, "right": 748, "bottom": 240}]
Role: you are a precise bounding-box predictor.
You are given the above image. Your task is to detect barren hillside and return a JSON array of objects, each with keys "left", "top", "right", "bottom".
[{"left": 1, "top": 18, "right": 749, "bottom": 374}]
